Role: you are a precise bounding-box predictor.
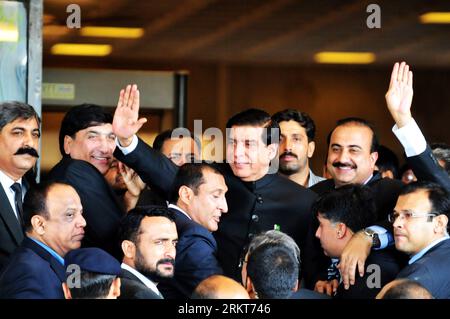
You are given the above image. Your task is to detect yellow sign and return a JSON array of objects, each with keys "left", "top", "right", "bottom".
[{"left": 42, "top": 83, "right": 75, "bottom": 100}]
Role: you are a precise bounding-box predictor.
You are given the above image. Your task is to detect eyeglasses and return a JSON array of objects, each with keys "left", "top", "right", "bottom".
[{"left": 388, "top": 211, "right": 437, "bottom": 223}]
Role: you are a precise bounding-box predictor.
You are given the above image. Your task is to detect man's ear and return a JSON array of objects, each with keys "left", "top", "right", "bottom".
[
  {"left": 178, "top": 185, "right": 194, "bottom": 205},
  {"left": 107, "top": 278, "right": 121, "bottom": 299},
  {"left": 434, "top": 215, "right": 448, "bottom": 234},
  {"left": 267, "top": 143, "right": 278, "bottom": 161},
  {"left": 245, "top": 276, "right": 257, "bottom": 299},
  {"left": 307, "top": 141, "right": 315, "bottom": 159},
  {"left": 369, "top": 151, "right": 379, "bottom": 169},
  {"left": 31, "top": 215, "right": 46, "bottom": 235},
  {"left": 63, "top": 135, "right": 74, "bottom": 156},
  {"left": 336, "top": 223, "right": 347, "bottom": 239},
  {"left": 62, "top": 282, "right": 72, "bottom": 299},
  {"left": 121, "top": 240, "right": 136, "bottom": 259}
]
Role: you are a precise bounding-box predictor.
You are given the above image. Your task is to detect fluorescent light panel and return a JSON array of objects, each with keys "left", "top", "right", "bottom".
[
  {"left": 81, "top": 26, "right": 144, "bottom": 38},
  {"left": 314, "top": 52, "right": 375, "bottom": 64},
  {"left": 51, "top": 43, "right": 112, "bottom": 56},
  {"left": 420, "top": 12, "right": 450, "bottom": 24}
]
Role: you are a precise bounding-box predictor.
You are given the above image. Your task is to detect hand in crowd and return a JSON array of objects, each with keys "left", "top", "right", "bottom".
[
  {"left": 113, "top": 84, "right": 147, "bottom": 147},
  {"left": 385, "top": 61, "right": 414, "bottom": 128},
  {"left": 314, "top": 279, "right": 339, "bottom": 296},
  {"left": 337, "top": 231, "right": 372, "bottom": 290},
  {"left": 118, "top": 162, "right": 146, "bottom": 197}
]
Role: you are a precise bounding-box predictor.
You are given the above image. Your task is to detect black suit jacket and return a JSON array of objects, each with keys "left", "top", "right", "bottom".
[
  {"left": 334, "top": 249, "right": 402, "bottom": 299},
  {"left": 158, "top": 207, "right": 223, "bottom": 299},
  {"left": 303, "top": 172, "right": 404, "bottom": 289},
  {"left": 0, "top": 237, "right": 66, "bottom": 299},
  {"left": 119, "top": 268, "right": 162, "bottom": 299},
  {"left": 46, "top": 157, "right": 125, "bottom": 259},
  {"left": 114, "top": 138, "right": 318, "bottom": 281},
  {"left": 408, "top": 146, "right": 450, "bottom": 192},
  {"left": 0, "top": 178, "right": 26, "bottom": 271}
]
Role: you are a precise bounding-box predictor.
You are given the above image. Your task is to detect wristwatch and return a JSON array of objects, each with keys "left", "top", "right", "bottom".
[{"left": 363, "top": 228, "right": 381, "bottom": 249}]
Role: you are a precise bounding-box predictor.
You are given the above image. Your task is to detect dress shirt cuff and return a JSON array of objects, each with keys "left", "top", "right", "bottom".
[
  {"left": 366, "top": 225, "right": 393, "bottom": 250},
  {"left": 115, "top": 135, "right": 138, "bottom": 155},
  {"left": 392, "top": 119, "right": 427, "bottom": 157}
]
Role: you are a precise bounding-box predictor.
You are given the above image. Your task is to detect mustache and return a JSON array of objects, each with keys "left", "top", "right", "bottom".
[
  {"left": 157, "top": 258, "right": 175, "bottom": 267},
  {"left": 14, "top": 147, "right": 39, "bottom": 158},
  {"left": 332, "top": 162, "right": 356, "bottom": 169},
  {"left": 280, "top": 151, "right": 298, "bottom": 159}
]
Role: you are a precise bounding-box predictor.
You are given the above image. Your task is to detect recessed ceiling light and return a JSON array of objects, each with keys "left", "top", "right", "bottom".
[
  {"left": 51, "top": 43, "right": 112, "bottom": 56},
  {"left": 420, "top": 12, "right": 450, "bottom": 24},
  {"left": 314, "top": 52, "right": 375, "bottom": 64},
  {"left": 80, "top": 26, "right": 144, "bottom": 38}
]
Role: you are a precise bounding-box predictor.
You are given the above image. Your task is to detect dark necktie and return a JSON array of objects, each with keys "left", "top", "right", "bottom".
[
  {"left": 10, "top": 183, "right": 24, "bottom": 227},
  {"left": 327, "top": 259, "right": 341, "bottom": 282}
]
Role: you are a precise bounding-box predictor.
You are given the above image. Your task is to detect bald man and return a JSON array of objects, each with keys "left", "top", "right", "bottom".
[
  {"left": 376, "top": 279, "right": 433, "bottom": 299},
  {"left": 191, "top": 275, "right": 249, "bottom": 299}
]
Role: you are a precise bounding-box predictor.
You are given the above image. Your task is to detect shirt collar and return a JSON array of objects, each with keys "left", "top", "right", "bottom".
[
  {"left": 409, "top": 236, "right": 450, "bottom": 265},
  {"left": 28, "top": 236, "right": 65, "bottom": 266},
  {"left": 168, "top": 203, "right": 191, "bottom": 220},
  {"left": 121, "top": 263, "right": 161, "bottom": 295},
  {"left": 0, "top": 169, "right": 22, "bottom": 190}
]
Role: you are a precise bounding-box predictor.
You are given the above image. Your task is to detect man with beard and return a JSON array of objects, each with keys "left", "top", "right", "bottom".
[
  {"left": 118, "top": 206, "right": 178, "bottom": 299},
  {"left": 271, "top": 109, "right": 324, "bottom": 187},
  {"left": 0, "top": 101, "right": 40, "bottom": 271},
  {"left": 303, "top": 117, "right": 404, "bottom": 292}
]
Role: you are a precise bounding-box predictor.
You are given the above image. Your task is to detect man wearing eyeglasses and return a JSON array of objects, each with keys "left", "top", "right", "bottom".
[{"left": 391, "top": 181, "right": 450, "bottom": 299}]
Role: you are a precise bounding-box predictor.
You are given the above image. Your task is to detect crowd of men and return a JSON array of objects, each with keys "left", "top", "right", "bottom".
[{"left": 0, "top": 62, "right": 448, "bottom": 299}]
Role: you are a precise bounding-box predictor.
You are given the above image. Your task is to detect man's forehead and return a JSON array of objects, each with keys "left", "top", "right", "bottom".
[
  {"left": 77, "top": 123, "right": 113, "bottom": 134},
  {"left": 229, "top": 125, "right": 264, "bottom": 138},
  {"left": 330, "top": 125, "right": 372, "bottom": 145},
  {"left": 279, "top": 120, "right": 306, "bottom": 135},
  {"left": 5, "top": 117, "right": 39, "bottom": 129},
  {"left": 395, "top": 190, "right": 431, "bottom": 211}
]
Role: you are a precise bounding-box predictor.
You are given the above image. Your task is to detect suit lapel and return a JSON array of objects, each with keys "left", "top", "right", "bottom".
[
  {"left": 23, "top": 237, "right": 66, "bottom": 282},
  {"left": 0, "top": 184, "right": 24, "bottom": 245}
]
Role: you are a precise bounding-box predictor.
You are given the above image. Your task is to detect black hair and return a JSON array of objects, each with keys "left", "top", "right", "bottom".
[
  {"left": 313, "top": 184, "right": 377, "bottom": 233},
  {"left": 153, "top": 128, "right": 201, "bottom": 152},
  {"left": 118, "top": 206, "right": 175, "bottom": 246},
  {"left": 226, "top": 108, "right": 280, "bottom": 145},
  {"left": 376, "top": 145, "right": 400, "bottom": 179},
  {"left": 0, "top": 101, "right": 41, "bottom": 130},
  {"left": 68, "top": 273, "right": 117, "bottom": 299},
  {"left": 400, "top": 181, "right": 450, "bottom": 219},
  {"left": 246, "top": 242, "right": 298, "bottom": 299},
  {"left": 327, "top": 117, "right": 379, "bottom": 153},
  {"left": 169, "top": 163, "right": 223, "bottom": 204},
  {"left": 59, "top": 104, "right": 113, "bottom": 156},
  {"left": 23, "top": 181, "right": 71, "bottom": 232},
  {"left": 271, "top": 109, "right": 316, "bottom": 142}
]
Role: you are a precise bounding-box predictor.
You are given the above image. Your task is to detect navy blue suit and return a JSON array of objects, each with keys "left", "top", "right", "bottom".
[
  {"left": 47, "top": 157, "right": 125, "bottom": 259},
  {"left": 397, "top": 238, "right": 450, "bottom": 299},
  {"left": 0, "top": 237, "right": 66, "bottom": 299},
  {"left": 408, "top": 146, "right": 450, "bottom": 192},
  {"left": 158, "top": 207, "right": 223, "bottom": 298}
]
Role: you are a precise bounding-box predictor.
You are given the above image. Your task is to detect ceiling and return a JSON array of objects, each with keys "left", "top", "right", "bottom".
[{"left": 43, "top": 0, "right": 450, "bottom": 67}]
